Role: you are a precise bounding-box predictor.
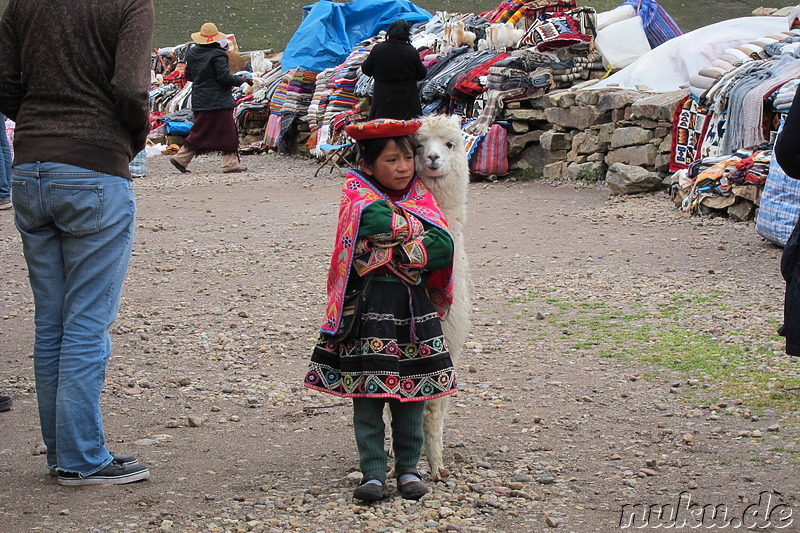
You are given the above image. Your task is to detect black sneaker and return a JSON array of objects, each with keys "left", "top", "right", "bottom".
[
  {"left": 58, "top": 461, "right": 150, "bottom": 486},
  {"left": 49, "top": 453, "right": 139, "bottom": 476},
  {"left": 0, "top": 395, "right": 11, "bottom": 412}
]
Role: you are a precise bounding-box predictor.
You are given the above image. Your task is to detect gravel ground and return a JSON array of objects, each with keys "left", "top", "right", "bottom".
[{"left": 0, "top": 152, "right": 798, "bottom": 533}]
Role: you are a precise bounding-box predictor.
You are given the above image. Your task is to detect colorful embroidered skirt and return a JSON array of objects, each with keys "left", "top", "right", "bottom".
[{"left": 305, "top": 277, "right": 457, "bottom": 402}]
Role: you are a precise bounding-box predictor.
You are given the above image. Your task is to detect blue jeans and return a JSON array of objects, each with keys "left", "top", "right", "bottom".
[
  {"left": 11, "top": 162, "right": 136, "bottom": 475},
  {"left": 0, "top": 113, "right": 11, "bottom": 200}
]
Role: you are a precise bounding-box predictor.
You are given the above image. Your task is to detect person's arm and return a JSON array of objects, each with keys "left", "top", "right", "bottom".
[
  {"left": 184, "top": 52, "right": 194, "bottom": 82},
  {"left": 409, "top": 45, "right": 427, "bottom": 81},
  {"left": 361, "top": 45, "right": 377, "bottom": 77},
  {"left": 0, "top": 0, "right": 23, "bottom": 120},
  {"left": 358, "top": 202, "right": 453, "bottom": 270},
  {"left": 212, "top": 53, "right": 247, "bottom": 88},
  {"left": 358, "top": 201, "right": 394, "bottom": 237},
  {"left": 422, "top": 224, "right": 453, "bottom": 272},
  {"left": 775, "top": 88, "right": 800, "bottom": 179},
  {"left": 111, "top": 0, "right": 154, "bottom": 155}
]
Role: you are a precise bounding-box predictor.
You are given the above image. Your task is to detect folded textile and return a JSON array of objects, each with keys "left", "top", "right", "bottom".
[{"left": 465, "top": 87, "right": 525, "bottom": 136}]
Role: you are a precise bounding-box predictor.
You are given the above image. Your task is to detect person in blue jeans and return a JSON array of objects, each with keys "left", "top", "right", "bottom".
[
  {"left": 0, "top": 112, "right": 11, "bottom": 210},
  {"left": 0, "top": 0, "right": 154, "bottom": 485}
]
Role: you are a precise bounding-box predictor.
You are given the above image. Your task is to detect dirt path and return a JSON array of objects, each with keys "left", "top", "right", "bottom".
[{"left": 0, "top": 153, "right": 798, "bottom": 532}]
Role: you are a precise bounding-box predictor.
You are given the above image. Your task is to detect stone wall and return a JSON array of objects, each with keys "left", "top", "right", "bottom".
[{"left": 502, "top": 88, "right": 688, "bottom": 184}]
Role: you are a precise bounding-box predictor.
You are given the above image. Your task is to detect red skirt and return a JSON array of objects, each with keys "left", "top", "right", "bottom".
[{"left": 183, "top": 109, "right": 239, "bottom": 155}]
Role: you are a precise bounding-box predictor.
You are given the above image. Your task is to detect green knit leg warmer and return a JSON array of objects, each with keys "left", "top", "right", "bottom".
[
  {"left": 389, "top": 400, "right": 425, "bottom": 474},
  {"left": 352, "top": 398, "right": 388, "bottom": 480}
]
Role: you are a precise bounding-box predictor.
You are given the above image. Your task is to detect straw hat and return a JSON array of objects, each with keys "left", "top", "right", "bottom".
[{"left": 192, "top": 22, "right": 225, "bottom": 45}]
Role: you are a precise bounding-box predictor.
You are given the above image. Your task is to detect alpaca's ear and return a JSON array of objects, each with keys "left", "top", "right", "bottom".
[{"left": 449, "top": 114, "right": 461, "bottom": 128}]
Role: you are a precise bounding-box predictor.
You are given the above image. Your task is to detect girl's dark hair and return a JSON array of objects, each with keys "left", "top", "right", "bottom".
[
  {"left": 386, "top": 19, "right": 411, "bottom": 42},
  {"left": 358, "top": 136, "right": 416, "bottom": 166}
]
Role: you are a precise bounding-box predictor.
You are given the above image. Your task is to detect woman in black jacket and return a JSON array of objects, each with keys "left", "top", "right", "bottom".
[
  {"left": 170, "top": 23, "right": 250, "bottom": 174},
  {"left": 361, "top": 20, "right": 426, "bottom": 120},
  {"left": 773, "top": 87, "right": 800, "bottom": 356}
]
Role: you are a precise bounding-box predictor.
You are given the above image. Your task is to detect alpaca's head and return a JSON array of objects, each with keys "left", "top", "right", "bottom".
[{"left": 414, "top": 114, "right": 469, "bottom": 224}]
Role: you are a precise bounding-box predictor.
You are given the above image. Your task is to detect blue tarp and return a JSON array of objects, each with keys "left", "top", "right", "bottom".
[{"left": 282, "top": 0, "right": 432, "bottom": 72}]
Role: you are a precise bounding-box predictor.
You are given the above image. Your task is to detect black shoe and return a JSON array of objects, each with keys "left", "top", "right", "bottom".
[
  {"left": 169, "top": 156, "right": 190, "bottom": 173},
  {"left": 58, "top": 461, "right": 150, "bottom": 486},
  {"left": 0, "top": 395, "right": 12, "bottom": 412},
  {"left": 49, "top": 453, "right": 139, "bottom": 476},
  {"left": 353, "top": 478, "right": 390, "bottom": 502},
  {"left": 397, "top": 472, "right": 428, "bottom": 500}
]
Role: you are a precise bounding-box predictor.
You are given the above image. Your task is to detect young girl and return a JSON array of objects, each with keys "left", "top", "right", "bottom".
[{"left": 305, "top": 119, "right": 458, "bottom": 501}]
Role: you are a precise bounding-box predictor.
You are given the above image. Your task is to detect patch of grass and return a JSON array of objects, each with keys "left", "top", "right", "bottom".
[
  {"left": 507, "top": 167, "right": 543, "bottom": 181},
  {"left": 509, "top": 293, "right": 541, "bottom": 303},
  {"left": 512, "top": 290, "right": 800, "bottom": 412}
]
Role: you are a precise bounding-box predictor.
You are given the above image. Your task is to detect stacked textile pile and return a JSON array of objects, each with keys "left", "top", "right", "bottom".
[
  {"left": 673, "top": 146, "right": 771, "bottom": 219},
  {"left": 669, "top": 32, "right": 800, "bottom": 219},
  {"left": 671, "top": 32, "right": 800, "bottom": 171},
  {"left": 281, "top": 68, "right": 317, "bottom": 118},
  {"left": 264, "top": 73, "right": 289, "bottom": 148},
  {"left": 308, "top": 68, "right": 335, "bottom": 132},
  {"left": 308, "top": 40, "right": 378, "bottom": 149}
]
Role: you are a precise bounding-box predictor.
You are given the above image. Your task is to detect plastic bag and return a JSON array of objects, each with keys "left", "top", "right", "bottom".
[{"left": 470, "top": 124, "right": 508, "bottom": 177}]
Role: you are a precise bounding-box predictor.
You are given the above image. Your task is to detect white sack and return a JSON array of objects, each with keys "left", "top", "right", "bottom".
[
  {"left": 596, "top": 4, "right": 637, "bottom": 31},
  {"left": 594, "top": 15, "right": 651, "bottom": 69},
  {"left": 590, "top": 16, "right": 790, "bottom": 93}
]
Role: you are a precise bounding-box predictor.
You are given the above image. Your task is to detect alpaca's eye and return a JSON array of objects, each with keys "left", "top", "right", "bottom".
[{"left": 446, "top": 141, "right": 455, "bottom": 149}]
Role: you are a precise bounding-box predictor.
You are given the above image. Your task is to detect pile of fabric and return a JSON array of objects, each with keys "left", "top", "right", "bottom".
[
  {"left": 145, "top": 0, "right": 685, "bottom": 167},
  {"left": 670, "top": 29, "right": 800, "bottom": 216},
  {"left": 674, "top": 146, "right": 771, "bottom": 216}
]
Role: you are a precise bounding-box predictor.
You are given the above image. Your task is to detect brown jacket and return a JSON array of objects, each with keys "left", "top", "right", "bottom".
[{"left": 0, "top": 0, "right": 154, "bottom": 179}]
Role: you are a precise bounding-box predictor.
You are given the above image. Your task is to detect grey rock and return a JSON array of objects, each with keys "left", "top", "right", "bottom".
[
  {"left": 606, "top": 163, "right": 662, "bottom": 195},
  {"left": 631, "top": 90, "right": 688, "bottom": 120},
  {"left": 596, "top": 90, "right": 642, "bottom": 112},
  {"left": 540, "top": 131, "right": 573, "bottom": 151},
  {"left": 605, "top": 144, "right": 659, "bottom": 168},
  {"left": 545, "top": 106, "right": 601, "bottom": 130},
  {"left": 571, "top": 131, "right": 605, "bottom": 154},
  {"left": 568, "top": 162, "right": 606, "bottom": 182},
  {"left": 728, "top": 200, "right": 755, "bottom": 221},
  {"left": 610, "top": 127, "right": 654, "bottom": 148}
]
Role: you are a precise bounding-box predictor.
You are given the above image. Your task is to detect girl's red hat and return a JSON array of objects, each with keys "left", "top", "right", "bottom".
[{"left": 345, "top": 119, "right": 421, "bottom": 141}]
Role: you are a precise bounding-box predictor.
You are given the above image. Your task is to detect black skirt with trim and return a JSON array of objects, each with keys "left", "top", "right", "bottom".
[{"left": 305, "top": 277, "right": 457, "bottom": 402}]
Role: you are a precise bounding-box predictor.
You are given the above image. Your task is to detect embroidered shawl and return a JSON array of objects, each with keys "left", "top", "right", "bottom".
[{"left": 321, "top": 170, "right": 453, "bottom": 334}]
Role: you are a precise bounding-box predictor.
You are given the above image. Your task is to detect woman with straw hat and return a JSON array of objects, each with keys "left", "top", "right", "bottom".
[{"left": 170, "top": 23, "right": 251, "bottom": 174}]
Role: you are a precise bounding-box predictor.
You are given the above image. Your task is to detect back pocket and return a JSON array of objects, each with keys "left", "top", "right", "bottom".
[{"left": 50, "top": 183, "right": 103, "bottom": 236}]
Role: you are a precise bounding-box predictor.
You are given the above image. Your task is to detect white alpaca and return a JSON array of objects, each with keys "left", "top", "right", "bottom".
[
  {"left": 415, "top": 114, "right": 472, "bottom": 480},
  {"left": 382, "top": 115, "right": 471, "bottom": 481},
  {"left": 479, "top": 22, "right": 526, "bottom": 50}
]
